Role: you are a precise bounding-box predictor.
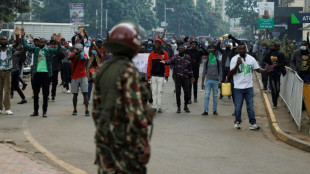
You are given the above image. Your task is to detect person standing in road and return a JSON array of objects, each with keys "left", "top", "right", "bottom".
[
  {"left": 147, "top": 39, "right": 170, "bottom": 113},
  {"left": 201, "top": 46, "right": 221, "bottom": 116},
  {"left": 160, "top": 44, "right": 194, "bottom": 113},
  {"left": 68, "top": 44, "right": 90, "bottom": 116},
  {"left": 263, "top": 42, "right": 286, "bottom": 109},
  {"left": 92, "top": 22, "right": 154, "bottom": 174},
  {"left": 21, "top": 28, "right": 62, "bottom": 117},
  {"left": 291, "top": 41, "right": 310, "bottom": 84},
  {"left": 230, "top": 43, "right": 272, "bottom": 130},
  {"left": 0, "top": 27, "right": 20, "bottom": 115},
  {"left": 185, "top": 41, "right": 207, "bottom": 103},
  {"left": 61, "top": 41, "right": 72, "bottom": 94},
  {"left": 217, "top": 41, "right": 232, "bottom": 99}
]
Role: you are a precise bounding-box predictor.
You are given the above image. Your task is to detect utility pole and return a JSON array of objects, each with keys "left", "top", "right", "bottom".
[
  {"left": 101, "top": 0, "right": 103, "bottom": 37},
  {"left": 106, "top": 9, "right": 108, "bottom": 31},
  {"left": 29, "top": 0, "right": 32, "bottom": 21},
  {"left": 164, "top": 3, "right": 166, "bottom": 24}
]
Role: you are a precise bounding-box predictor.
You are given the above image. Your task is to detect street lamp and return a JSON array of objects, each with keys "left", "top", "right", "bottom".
[{"left": 163, "top": 3, "right": 174, "bottom": 27}]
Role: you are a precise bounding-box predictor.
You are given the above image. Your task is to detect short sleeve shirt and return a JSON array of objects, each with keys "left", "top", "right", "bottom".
[
  {"left": 69, "top": 52, "right": 88, "bottom": 79},
  {"left": 230, "top": 54, "right": 259, "bottom": 89}
]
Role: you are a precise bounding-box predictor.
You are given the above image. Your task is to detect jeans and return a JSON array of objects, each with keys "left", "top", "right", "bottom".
[
  {"left": 204, "top": 80, "right": 219, "bottom": 112},
  {"left": 88, "top": 81, "right": 93, "bottom": 101},
  {"left": 49, "top": 70, "right": 59, "bottom": 98},
  {"left": 234, "top": 87, "right": 256, "bottom": 124},
  {"left": 269, "top": 74, "right": 281, "bottom": 107},
  {"left": 189, "top": 75, "right": 199, "bottom": 101},
  {"left": 175, "top": 77, "right": 190, "bottom": 108},
  {"left": 11, "top": 70, "right": 25, "bottom": 100},
  {"left": 151, "top": 76, "right": 164, "bottom": 109},
  {"left": 33, "top": 72, "right": 49, "bottom": 113}
]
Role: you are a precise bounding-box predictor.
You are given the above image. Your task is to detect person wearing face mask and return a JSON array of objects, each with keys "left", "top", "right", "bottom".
[
  {"left": 263, "top": 42, "right": 286, "bottom": 109},
  {"left": 217, "top": 40, "right": 232, "bottom": 99},
  {"left": 160, "top": 44, "right": 195, "bottom": 113},
  {"left": 201, "top": 46, "right": 221, "bottom": 116},
  {"left": 21, "top": 28, "right": 62, "bottom": 118},
  {"left": 291, "top": 41, "right": 310, "bottom": 84}
]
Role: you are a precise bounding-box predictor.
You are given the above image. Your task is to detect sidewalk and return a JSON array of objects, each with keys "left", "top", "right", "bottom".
[
  {"left": 0, "top": 143, "right": 63, "bottom": 174},
  {"left": 255, "top": 72, "right": 310, "bottom": 152}
]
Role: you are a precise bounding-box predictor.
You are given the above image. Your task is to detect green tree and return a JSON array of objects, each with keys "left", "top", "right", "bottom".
[
  {"left": 0, "top": 0, "right": 31, "bottom": 23},
  {"left": 225, "top": 0, "right": 262, "bottom": 37}
]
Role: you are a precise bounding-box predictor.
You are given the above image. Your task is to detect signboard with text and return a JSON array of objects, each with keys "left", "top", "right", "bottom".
[
  {"left": 258, "top": 2, "right": 274, "bottom": 29},
  {"left": 69, "top": 3, "right": 84, "bottom": 24},
  {"left": 291, "top": 13, "right": 310, "bottom": 24}
]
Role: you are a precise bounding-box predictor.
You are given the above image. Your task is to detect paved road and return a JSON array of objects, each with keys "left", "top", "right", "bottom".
[{"left": 0, "top": 71, "right": 310, "bottom": 174}]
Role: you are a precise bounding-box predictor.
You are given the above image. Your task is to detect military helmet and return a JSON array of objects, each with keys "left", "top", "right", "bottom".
[{"left": 104, "top": 22, "right": 142, "bottom": 57}]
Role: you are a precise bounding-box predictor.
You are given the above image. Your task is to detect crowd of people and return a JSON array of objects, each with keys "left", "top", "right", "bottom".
[{"left": 1, "top": 24, "right": 309, "bottom": 174}]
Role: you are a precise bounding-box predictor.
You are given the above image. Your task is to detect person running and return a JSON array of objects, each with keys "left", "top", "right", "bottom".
[
  {"left": 160, "top": 44, "right": 194, "bottom": 113},
  {"left": 201, "top": 46, "right": 221, "bottom": 116},
  {"left": 68, "top": 43, "right": 90, "bottom": 116},
  {"left": 230, "top": 43, "right": 272, "bottom": 130},
  {"left": 263, "top": 42, "right": 286, "bottom": 109},
  {"left": 21, "top": 28, "right": 62, "bottom": 117}
]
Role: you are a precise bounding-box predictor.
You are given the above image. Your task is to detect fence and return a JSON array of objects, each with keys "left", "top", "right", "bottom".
[{"left": 279, "top": 66, "right": 303, "bottom": 131}]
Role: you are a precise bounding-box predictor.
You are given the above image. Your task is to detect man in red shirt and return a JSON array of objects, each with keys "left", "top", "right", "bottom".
[
  {"left": 68, "top": 43, "right": 90, "bottom": 116},
  {"left": 147, "top": 39, "right": 169, "bottom": 113}
]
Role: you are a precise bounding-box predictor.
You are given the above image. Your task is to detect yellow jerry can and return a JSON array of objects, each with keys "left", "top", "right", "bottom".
[{"left": 221, "top": 83, "right": 232, "bottom": 96}]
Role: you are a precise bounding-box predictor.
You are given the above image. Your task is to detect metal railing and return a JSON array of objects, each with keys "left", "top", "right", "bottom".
[{"left": 279, "top": 66, "right": 303, "bottom": 131}]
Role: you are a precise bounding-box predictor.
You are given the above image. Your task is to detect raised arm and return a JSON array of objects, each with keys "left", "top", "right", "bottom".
[{"left": 21, "top": 28, "right": 36, "bottom": 52}]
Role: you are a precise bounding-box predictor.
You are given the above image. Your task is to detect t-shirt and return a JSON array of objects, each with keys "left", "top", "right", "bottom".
[
  {"left": 0, "top": 50, "right": 7, "bottom": 61},
  {"left": 37, "top": 49, "right": 48, "bottom": 72},
  {"left": 270, "top": 52, "right": 280, "bottom": 75},
  {"left": 69, "top": 52, "right": 88, "bottom": 79},
  {"left": 300, "top": 53, "right": 309, "bottom": 72},
  {"left": 230, "top": 54, "right": 260, "bottom": 89}
]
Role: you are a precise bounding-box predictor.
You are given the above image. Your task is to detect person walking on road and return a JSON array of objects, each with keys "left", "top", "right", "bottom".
[
  {"left": 22, "top": 28, "right": 62, "bottom": 118},
  {"left": 0, "top": 27, "right": 20, "bottom": 115},
  {"left": 290, "top": 41, "right": 310, "bottom": 84},
  {"left": 147, "top": 39, "right": 170, "bottom": 113},
  {"left": 68, "top": 44, "right": 90, "bottom": 116},
  {"left": 92, "top": 22, "right": 154, "bottom": 174},
  {"left": 263, "top": 42, "right": 286, "bottom": 109},
  {"left": 201, "top": 46, "right": 221, "bottom": 116},
  {"left": 230, "top": 43, "right": 272, "bottom": 130},
  {"left": 160, "top": 44, "right": 194, "bottom": 113}
]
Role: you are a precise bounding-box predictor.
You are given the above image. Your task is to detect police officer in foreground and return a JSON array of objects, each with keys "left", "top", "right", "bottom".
[{"left": 92, "top": 22, "right": 154, "bottom": 174}]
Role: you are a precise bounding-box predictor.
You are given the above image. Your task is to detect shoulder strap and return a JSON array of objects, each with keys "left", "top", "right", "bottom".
[{"left": 72, "top": 57, "right": 80, "bottom": 75}]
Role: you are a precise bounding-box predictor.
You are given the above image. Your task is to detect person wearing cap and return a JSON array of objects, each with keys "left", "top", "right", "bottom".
[
  {"left": 146, "top": 38, "right": 170, "bottom": 113},
  {"left": 185, "top": 40, "right": 208, "bottom": 103},
  {"left": 68, "top": 43, "right": 90, "bottom": 116},
  {"left": 92, "top": 22, "right": 154, "bottom": 174},
  {"left": 160, "top": 44, "right": 194, "bottom": 113},
  {"left": 21, "top": 28, "right": 62, "bottom": 118},
  {"left": 201, "top": 46, "right": 221, "bottom": 116}
]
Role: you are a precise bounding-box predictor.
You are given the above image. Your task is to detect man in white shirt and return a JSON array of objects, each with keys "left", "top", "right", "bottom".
[{"left": 230, "top": 43, "right": 272, "bottom": 130}]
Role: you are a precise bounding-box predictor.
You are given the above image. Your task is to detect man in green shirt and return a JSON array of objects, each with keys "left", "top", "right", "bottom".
[{"left": 21, "top": 28, "right": 61, "bottom": 117}]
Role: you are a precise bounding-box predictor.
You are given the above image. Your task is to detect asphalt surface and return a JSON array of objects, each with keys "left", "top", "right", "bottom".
[{"left": 0, "top": 70, "right": 310, "bottom": 174}]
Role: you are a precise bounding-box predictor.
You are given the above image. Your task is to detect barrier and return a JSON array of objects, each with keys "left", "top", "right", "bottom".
[{"left": 279, "top": 67, "right": 303, "bottom": 131}]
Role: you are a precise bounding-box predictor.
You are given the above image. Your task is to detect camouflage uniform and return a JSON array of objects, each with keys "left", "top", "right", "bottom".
[{"left": 92, "top": 55, "right": 153, "bottom": 174}]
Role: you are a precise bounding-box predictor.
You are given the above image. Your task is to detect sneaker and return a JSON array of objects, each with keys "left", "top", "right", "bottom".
[
  {"left": 51, "top": 97, "right": 55, "bottom": 102},
  {"left": 213, "top": 111, "right": 218, "bottom": 115},
  {"left": 176, "top": 108, "right": 181, "bottom": 113},
  {"left": 43, "top": 112, "right": 47, "bottom": 118},
  {"left": 66, "top": 89, "right": 71, "bottom": 94},
  {"left": 62, "top": 87, "right": 67, "bottom": 93},
  {"left": 234, "top": 122, "right": 241, "bottom": 129},
  {"left": 272, "top": 105, "right": 277, "bottom": 109},
  {"left": 30, "top": 112, "right": 39, "bottom": 117},
  {"left": 158, "top": 108, "right": 163, "bottom": 113},
  {"left": 184, "top": 107, "right": 190, "bottom": 113},
  {"left": 201, "top": 111, "right": 208, "bottom": 116},
  {"left": 72, "top": 111, "right": 77, "bottom": 116},
  {"left": 194, "top": 98, "right": 198, "bottom": 103},
  {"left": 85, "top": 110, "right": 90, "bottom": 116},
  {"left": 249, "top": 124, "right": 260, "bottom": 130},
  {"left": 188, "top": 100, "right": 192, "bottom": 104},
  {"left": 4, "top": 110, "right": 13, "bottom": 115},
  {"left": 17, "top": 100, "right": 27, "bottom": 104}
]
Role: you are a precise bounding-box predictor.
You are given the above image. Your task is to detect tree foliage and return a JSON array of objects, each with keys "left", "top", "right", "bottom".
[
  {"left": 225, "top": 0, "right": 262, "bottom": 35},
  {"left": 0, "top": 0, "right": 31, "bottom": 23}
]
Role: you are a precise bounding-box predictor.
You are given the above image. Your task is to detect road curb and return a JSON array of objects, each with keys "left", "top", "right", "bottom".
[{"left": 255, "top": 72, "right": 310, "bottom": 152}]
